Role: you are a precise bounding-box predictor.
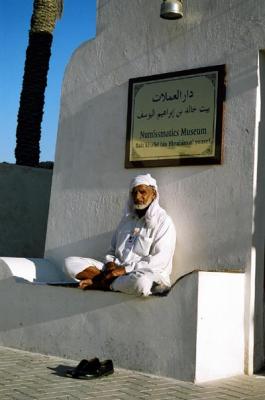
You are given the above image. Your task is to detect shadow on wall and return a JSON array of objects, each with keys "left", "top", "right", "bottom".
[
  {"left": 0, "top": 270, "right": 197, "bottom": 361},
  {"left": 252, "top": 51, "right": 265, "bottom": 370},
  {"left": 0, "top": 270, "right": 198, "bottom": 381},
  {"left": 45, "top": 234, "right": 179, "bottom": 284},
  {"left": 0, "top": 276, "right": 134, "bottom": 332},
  {"left": 45, "top": 231, "right": 115, "bottom": 268},
  {"left": 45, "top": 182, "right": 250, "bottom": 284},
  {"left": 45, "top": 230, "right": 182, "bottom": 284}
]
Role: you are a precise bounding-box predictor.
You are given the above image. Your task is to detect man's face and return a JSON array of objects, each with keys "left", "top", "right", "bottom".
[{"left": 132, "top": 184, "right": 156, "bottom": 210}]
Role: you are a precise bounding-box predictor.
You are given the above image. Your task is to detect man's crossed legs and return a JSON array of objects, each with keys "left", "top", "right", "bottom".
[{"left": 64, "top": 257, "right": 159, "bottom": 297}]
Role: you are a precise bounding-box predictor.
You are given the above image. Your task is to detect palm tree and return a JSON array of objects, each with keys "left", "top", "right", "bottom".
[{"left": 15, "top": 0, "right": 63, "bottom": 167}]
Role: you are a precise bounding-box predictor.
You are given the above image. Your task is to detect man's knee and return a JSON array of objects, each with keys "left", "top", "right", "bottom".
[
  {"left": 64, "top": 256, "right": 88, "bottom": 280},
  {"left": 133, "top": 275, "right": 153, "bottom": 296},
  {"left": 112, "top": 273, "right": 153, "bottom": 297},
  {"left": 65, "top": 257, "right": 76, "bottom": 268}
]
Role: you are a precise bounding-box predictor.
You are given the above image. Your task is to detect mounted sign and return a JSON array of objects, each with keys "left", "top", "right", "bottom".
[{"left": 125, "top": 65, "right": 226, "bottom": 168}]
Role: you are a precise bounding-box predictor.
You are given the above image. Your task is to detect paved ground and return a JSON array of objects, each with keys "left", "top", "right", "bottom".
[{"left": 0, "top": 346, "right": 264, "bottom": 400}]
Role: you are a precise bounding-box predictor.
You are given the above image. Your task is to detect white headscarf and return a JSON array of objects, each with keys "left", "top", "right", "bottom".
[
  {"left": 129, "top": 174, "right": 158, "bottom": 192},
  {"left": 125, "top": 174, "right": 165, "bottom": 229}
]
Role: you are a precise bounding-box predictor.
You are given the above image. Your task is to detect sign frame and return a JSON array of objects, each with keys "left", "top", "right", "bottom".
[{"left": 125, "top": 64, "right": 226, "bottom": 168}]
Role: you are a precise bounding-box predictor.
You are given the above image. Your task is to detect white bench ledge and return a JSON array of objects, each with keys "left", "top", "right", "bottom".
[
  {"left": 0, "top": 257, "right": 69, "bottom": 283},
  {"left": 0, "top": 257, "right": 245, "bottom": 383}
]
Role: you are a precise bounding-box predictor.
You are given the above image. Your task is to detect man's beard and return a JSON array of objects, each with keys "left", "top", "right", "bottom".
[{"left": 134, "top": 198, "right": 153, "bottom": 210}]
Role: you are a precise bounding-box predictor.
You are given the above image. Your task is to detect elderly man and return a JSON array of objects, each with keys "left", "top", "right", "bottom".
[{"left": 64, "top": 174, "right": 176, "bottom": 296}]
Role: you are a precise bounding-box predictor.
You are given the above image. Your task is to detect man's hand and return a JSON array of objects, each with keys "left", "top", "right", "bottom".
[
  {"left": 75, "top": 266, "right": 101, "bottom": 280},
  {"left": 105, "top": 262, "right": 118, "bottom": 272},
  {"left": 105, "top": 266, "right": 126, "bottom": 280}
]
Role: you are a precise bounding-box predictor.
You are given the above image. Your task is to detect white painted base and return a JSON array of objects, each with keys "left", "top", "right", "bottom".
[
  {"left": 195, "top": 272, "right": 245, "bottom": 382},
  {"left": 0, "top": 258, "right": 245, "bottom": 382},
  {"left": 0, "top": 257, "right": 68, "bottom": 283}
]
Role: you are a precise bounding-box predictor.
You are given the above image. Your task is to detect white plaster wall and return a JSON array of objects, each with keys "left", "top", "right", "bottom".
[
  {"left": 0, "top": 263, "right": 199, "bottom": 381},
  {"left": 45, "top": 4, "right": 265, "bottom": 373},
  {"left": 45, "top": 0, "right": 265, "bottom": 287},
  {"left": 195, "top": 272, "right": 245, "bottom": 382},
  {"left": 0, "top": 261, "right": 245, "bottom": 382}
]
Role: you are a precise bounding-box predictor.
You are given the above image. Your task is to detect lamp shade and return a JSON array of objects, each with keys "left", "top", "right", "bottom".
[{"left": 160, "top": 0, "right": 183, "bottom": 20}]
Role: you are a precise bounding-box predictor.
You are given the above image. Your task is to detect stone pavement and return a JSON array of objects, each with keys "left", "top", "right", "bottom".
[{"left": 0, "top": 346, "right": 264, "bottom": 400}]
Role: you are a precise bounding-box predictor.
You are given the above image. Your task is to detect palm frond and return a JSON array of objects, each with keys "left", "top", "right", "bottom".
[{"left": 56, "top": 0, "right": 64, "bottom": 20}]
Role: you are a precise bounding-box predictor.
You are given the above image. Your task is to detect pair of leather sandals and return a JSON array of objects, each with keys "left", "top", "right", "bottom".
[{"left": 66, "top": 357, "right": 114, "bottom": 379}]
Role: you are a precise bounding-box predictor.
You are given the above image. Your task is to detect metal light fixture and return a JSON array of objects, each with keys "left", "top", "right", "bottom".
[{"left": 160, "top": 0, "right": 183, "bottom": 20}]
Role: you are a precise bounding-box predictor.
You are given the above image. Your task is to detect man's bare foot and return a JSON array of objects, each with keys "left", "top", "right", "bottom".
[
  {"left": 79, "top": 278, "right": 93, "bottom": 289},
  {"left": 76, "top": 266, "right": 101, "bottom": 281}
]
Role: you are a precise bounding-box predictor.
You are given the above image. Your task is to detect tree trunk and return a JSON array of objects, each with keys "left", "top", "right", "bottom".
[
  {"left": 15, "top": 31, "right": 53, "bottom": 166},
  {"left": 15, "top": 0, "right": 63, "bottom": 167}
]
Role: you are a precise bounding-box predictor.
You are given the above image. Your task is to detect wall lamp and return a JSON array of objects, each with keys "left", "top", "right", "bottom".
[{"left": 160, "top": 0, "right": 183, "bottom": 20}]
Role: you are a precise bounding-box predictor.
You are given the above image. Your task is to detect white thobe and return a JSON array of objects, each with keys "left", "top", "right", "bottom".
[
  {"left": 105, "top": 209, "right": 176, "bottom": 287},
  {"left": 64, "top": 200, "right": 176, "bottom": 296}
]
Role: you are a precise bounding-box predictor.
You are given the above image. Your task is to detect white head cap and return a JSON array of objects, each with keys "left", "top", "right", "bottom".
[
  {"left": 124, "top": 174, "right": 163, "bottom": 228},
  {"left": 129, "top": 173, "right": 157, "bottom": 192}
]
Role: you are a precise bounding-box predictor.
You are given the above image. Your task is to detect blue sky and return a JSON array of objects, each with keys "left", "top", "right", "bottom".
[{"left": 0, "top": 0, "right": 96, "bottom": 163}]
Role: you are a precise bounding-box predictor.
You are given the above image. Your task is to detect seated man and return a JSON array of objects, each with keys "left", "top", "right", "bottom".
[{"left": 64, "top": 174, "right": 176, "bottom": 297}]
